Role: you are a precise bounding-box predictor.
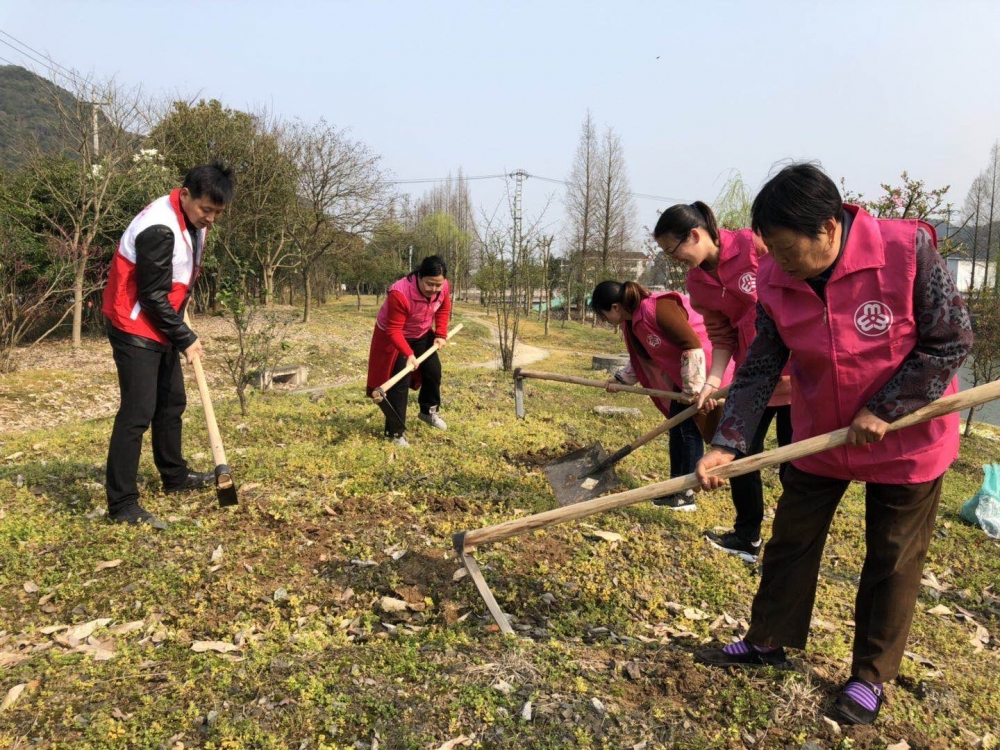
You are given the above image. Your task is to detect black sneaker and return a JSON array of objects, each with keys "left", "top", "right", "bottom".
[
  {"left": 652, "top": 489, "right": 697, "bottom": 511},
  {"left": 109, "top": 504, "right": 168, "bottom": 530},
  {"left": 163, "top": 470, "right": 215, "bottom": 494},
  {"left": 695, "top": 641, "right": 789, "bottom": 669},
  {"left": 706, "top": 530, "right": 762, "bottom": 563},
  {"left": 833, "top": 678, "right": 885, "bottom": 725}
]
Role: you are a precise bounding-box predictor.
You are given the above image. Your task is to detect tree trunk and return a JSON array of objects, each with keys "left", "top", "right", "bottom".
[
  {"left": 303, "top": 269, "right": 312, "bottom": 324},
  {"left": 71, "top": 256, "right": 87, "bottom": 349},
  {"left": 965, "top": 405, "right": 977, "bottom": 436},
  {"left": 263, "top": 265, "right": 275, "bottom": 306},
  {"left": 356, "top": 283, "right": 363, "bottom": 312}
]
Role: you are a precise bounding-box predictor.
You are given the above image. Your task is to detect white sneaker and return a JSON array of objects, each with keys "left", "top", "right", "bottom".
[
  {"left": 390, "top": 435, "right": 410, "bottom": 448},
  {"left": 418, "top": 407, "right": 448, "bottom": 430}
]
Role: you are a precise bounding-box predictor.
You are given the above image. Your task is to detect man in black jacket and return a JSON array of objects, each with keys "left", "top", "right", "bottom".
[{"left": 101, "top": 163, "right": 235, "bottom": 526}]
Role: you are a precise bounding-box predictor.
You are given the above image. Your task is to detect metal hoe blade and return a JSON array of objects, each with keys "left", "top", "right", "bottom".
[
  {"left": 453, "top": 532, "right": 515, "bottom": 636},
  {"left": 542, "top": 442, "right": 621, "bottom": 506}
]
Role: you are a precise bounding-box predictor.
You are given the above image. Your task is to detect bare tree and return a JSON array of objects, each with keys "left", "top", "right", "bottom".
[
  {"left": 963, "top": 173, "right": 990, "bottom": 290},
  {"left": 563, "top": 112, "right": 600, "bottom": 322},
  {"left": 0, "top": 220, "right": 70, "bottom": 372},
  {"left": 594, "top": 125, "right": 637, "bottom": 275},
  {"left": 5, "top": 69, "right": 170, "bottom": 348},
  {"left": 287, "top": 121, "right": 392, "bottom": 322},
  {"left": 984, "top": 142, "right": 1000, "bottom": 290}
]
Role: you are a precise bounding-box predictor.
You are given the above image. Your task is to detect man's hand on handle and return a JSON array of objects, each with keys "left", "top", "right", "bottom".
[
  {"left": 695, "top": 446, "right": 737, "bottom": 491},
  {"left": 406, "top": 354, "right": 418, "bottom": 371},
  {"left": 183, "top": 338, "right": 205, "bottom": 365},
  {"left": 434, "top": 336, "right": 447, "bottom": 349}
]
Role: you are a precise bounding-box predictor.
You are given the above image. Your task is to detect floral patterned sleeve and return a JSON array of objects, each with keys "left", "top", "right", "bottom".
[
  {"left": 865, "top": 227, "right": 973, "bottom": 421},
  {"left": 711, "top": 302, "right": 790, "bottom": 455}
]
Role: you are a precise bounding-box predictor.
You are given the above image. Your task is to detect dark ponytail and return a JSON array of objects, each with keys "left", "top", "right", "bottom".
[
  {"left": 411, "top": 254, "right": 448, "bottom": 279},
  {"left": 652, "top": 201, "right": 720, "bottom": 244},
  {"left": 591, "top": 279, "right": 650, "bottom": 316}
]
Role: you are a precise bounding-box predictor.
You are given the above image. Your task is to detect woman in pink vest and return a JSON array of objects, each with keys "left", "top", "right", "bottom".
[
  {"left": 366, "top": 255, "right": 452, "bottom": 447},
  {"left": 590, "top": 280, "right": 730, "bottom": 511},
  {"left": 653, "top": 202, "right": 793, "bottom": 562},
  {"left": 693, "top": 164, "right": 972, "bottom": 726}
]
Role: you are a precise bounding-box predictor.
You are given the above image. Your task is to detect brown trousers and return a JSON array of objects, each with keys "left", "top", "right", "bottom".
[{"left": 746, "top": 464, "right": 943, "bottom": 683}]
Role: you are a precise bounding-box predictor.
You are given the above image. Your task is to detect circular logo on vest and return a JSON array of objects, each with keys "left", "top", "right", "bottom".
[
  {"left": 738, "top": 271, "right": 756, "bottom": 295},
  {"left": 854, "top": 301, "right": 893, "bottom": 336},
  {"left": 646, "top": 333, "right": 662, "bottom": 348}
]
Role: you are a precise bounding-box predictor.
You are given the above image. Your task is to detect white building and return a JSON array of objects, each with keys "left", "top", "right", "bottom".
[{"left": 946, "top": 255, "right": 996, "bottom": 293}]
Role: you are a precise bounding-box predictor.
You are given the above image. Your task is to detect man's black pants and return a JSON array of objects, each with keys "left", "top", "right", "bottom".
[{"left": 106, "top": 336, "right": 189, "bottom": 513}]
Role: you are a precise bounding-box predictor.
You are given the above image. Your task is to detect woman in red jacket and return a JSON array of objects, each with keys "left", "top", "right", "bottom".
[
  {"left": 366, "top": 255, "right": 452, "bottom": 447},
  {"left": 653, "top": 202, "right": 792, "bottom": 563}
]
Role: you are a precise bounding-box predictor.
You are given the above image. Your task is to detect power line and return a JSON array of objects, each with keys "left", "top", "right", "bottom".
[
  {"left": 390, "top": 169, "right": 688, "bottom": 203},
  {"left": 0, "top": 29, "right": 82, "bottom": 81},
  {"left": 0, "top": 29, "right": 87, "bottom": 88}
]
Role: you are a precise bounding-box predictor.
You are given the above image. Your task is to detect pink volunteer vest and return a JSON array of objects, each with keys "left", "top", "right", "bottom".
[
  {"left": 624, "top": 291, "right": 734, "bottom": 417},
  {"left": 375, "top": 275, "right": 450, "bottom": 340},
  {"left": 757, "top": 204, "right": 958, "bottom": 484},
  {"left": 686, "top": 229, "right": 761, "bottom": 369}
]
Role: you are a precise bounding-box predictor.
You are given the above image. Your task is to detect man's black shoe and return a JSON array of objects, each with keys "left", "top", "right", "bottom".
[
  {"left": 109, "top": 503, "right": 168, "bottom": 530},
  {"left": 163, "top": 470, "right": 215, "bottom": 494},
  {"left": 694, "top": 641, "right": 789, "bottom": 669}
]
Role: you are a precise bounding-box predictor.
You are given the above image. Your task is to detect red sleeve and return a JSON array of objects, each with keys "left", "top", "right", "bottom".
[
  {"left": 384, "top": 290, "right": 414, "bottom": 357},
  {"left": 434, "top": 288, "right": 452, "bottom": 337}
]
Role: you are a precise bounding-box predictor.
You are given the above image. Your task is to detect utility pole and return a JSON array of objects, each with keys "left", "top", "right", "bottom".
[
  {"left": 81, "top": 99, "right": 109, "bottom": 158},
  {"left": 510, "top": 169, "right": 528, "bottom": 311}
]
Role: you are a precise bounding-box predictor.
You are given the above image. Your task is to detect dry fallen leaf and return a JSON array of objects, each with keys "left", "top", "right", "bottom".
[
  {"left": 586, "top": 530, "right": 624, "bottom": 543},
  {"left": 436, "top": 737, "right": 473, "bottom": 750},
  {"left": 22, "top": 581, "right": 39, "bottom": 594},
  {"left": 210, "top": 545, "right": 223, "bottom": 563},
  {"left": 190, "top": 640, "right": 240, "bottom": 654},
  {"left": 0, "top": 653, "right": 30, "bottom": 669},
  {"left": 94, "top": 559, "right": 123, "bottom": 573},
  {"left": 0, "top": 683, "right": 26, "bottom": 712},
  {"left": 926, "top": 604, "right": 952, "bottom": 617}
]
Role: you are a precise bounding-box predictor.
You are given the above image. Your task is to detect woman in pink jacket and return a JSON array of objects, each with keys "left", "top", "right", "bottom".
[
  {"left": 653, "top": 202, "right": 792, "bottom": 562},
  {"left": 590, "top": 280, "right": 731, "bottom": 512}
]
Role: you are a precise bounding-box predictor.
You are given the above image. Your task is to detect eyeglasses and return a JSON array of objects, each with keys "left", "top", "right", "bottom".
[{"left": 664, "top": 236, "right": 686, "bottom": 257}]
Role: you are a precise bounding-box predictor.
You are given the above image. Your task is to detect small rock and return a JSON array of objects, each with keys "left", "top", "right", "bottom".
[
  {"left": 520, "top": 700, "right": 532, "bottom": 721},
  {"left": 887, "top": 742, "right": 910, "bottom": 750},
  {"left": 822, "top": 716, "right": 841, "bottom": 736},
  {"left": 493, "top": 680, "right": 514, "bottom": 694},
  {"left": 273, "top": 587, "right": 289, "bottom": 602},
  {"left": 379, "top": 597, "right": 409, "bottom": 614},
  {"left": 624, "top": 662, "right": 642, "bottom": 681},
  {"left": 540, "top": 592, "right": 556, "bottom": 605},
  {"left": 590, "top": 697, "right": 606, "bottom": 714}
]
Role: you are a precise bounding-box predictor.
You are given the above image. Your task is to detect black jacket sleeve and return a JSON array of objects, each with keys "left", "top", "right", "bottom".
[{"left": 134, "top": 225, "right": 197, "bottom": 350}]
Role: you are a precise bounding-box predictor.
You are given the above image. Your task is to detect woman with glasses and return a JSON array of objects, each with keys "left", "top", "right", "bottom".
[
  {"left": 366, "top": 255, "right": 452, "bottom": 447},
  {"left": 590, "top": 280, "right": 733, "bottom": 513},
  {"left": 653, "top": 203, "right": 792, "bottom": 562}
]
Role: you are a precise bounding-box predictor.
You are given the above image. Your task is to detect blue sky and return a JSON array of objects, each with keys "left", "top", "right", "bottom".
[{"left": 2, "top": 0, "right": 999, "bottom": 240}]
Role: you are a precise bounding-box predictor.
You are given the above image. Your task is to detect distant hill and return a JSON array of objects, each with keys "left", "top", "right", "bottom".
[{"left": 0, "top": 65, "right": 79, "bottom": 169}]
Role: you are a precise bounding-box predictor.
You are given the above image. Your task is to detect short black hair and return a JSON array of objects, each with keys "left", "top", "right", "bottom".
[
  {"left": 751, "top": 162, "right": 842, "bottom": 238},
  {"left": 182, "top": 161, "right": 235, "bottom": 205},
  {"left": 415, "top": 254, "right": 447, "bottom": 278}
]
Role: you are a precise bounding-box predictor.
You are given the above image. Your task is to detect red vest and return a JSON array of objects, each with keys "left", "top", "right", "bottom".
[
  {"left": 375, "top": 275, "right": 450, "bottom": 339},
  {"left": 624, "top": 291, "right": 734, "bottom": 418},
  {"left": 102, "top": 190, "right": 205, "bottom": 345},
  {"left": 756, "top": 204, "right": 958, "bottom": 483}
]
